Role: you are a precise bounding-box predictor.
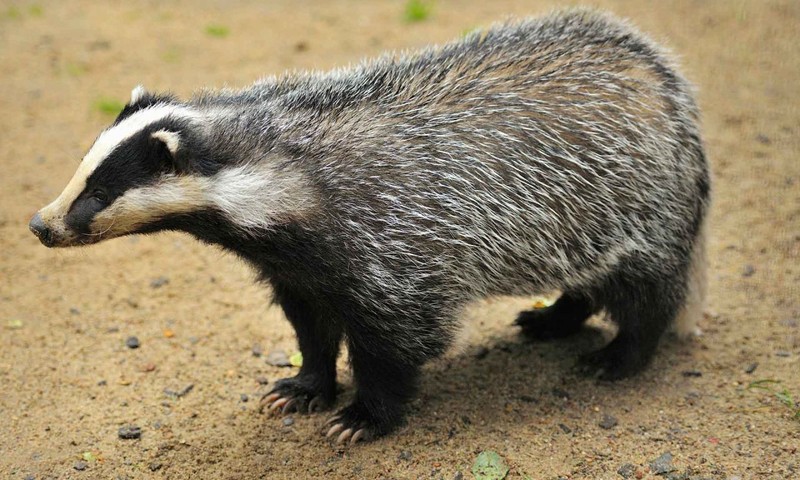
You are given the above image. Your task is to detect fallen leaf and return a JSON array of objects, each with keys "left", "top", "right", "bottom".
[
  {"left": 6, "top": 319, "right": 23, "bottom": 329},
  {"left": 472, "top": 450, "right": 509, "bottom": 480},
  {"left": 289, "top": 352, "right": 303, "bottom": 367}
]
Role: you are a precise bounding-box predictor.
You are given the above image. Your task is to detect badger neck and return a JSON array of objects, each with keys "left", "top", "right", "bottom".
[{"left": 157, "top": 105, "right": 320, "bottom": 268}]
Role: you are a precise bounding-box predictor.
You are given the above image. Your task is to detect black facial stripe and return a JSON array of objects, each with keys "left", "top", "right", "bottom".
[
  {"left": 65, "top": 195, "right": 107, "bottom": 235},
  {"left": 85, "top": 128, "right": 172, "bottom": 201}
]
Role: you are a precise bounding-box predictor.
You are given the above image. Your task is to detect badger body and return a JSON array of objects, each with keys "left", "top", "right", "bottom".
[{"left": 30, "top": 10, "right": 709, "bottom": 442}]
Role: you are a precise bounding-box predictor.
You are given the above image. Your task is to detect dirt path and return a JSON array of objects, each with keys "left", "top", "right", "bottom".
[{"left": 1, "top": 1, "right": 798, "bottom": 479}]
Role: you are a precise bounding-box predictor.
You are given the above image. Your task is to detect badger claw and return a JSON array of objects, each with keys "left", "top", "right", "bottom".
[
  {"left": 325, "top": 423, "right": 344, "bottom": 439},
  {"left": 267, "top": 397, "right": 289, "bottom": 414}
]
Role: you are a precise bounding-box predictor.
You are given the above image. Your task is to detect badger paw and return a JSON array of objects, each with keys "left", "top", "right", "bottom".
[
  {"left": 260, "top": 375, "right": 334, "bottom": 415},
  {"left": 515, "top": 307, "right": 585, "bottom": 341},
  {"left": 324, "top": 401, "right": 399, "bottom": 445},
  {"left": 576, "top": 340, "right": 648, "bottom": 381}
]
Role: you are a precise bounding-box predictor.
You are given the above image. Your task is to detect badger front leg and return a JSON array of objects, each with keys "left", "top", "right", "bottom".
[
  {"left": 324, "top": 338, "right": 422, "bottom": 445},
  {"left": 262, "top": 286, "right": 342, "bottom": 414}
]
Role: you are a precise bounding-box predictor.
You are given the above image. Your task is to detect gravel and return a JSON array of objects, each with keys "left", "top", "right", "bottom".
[
  {"left": 265, "top": 350, "right": 291, "bottom": 367},
  {"left": 599, "top": 414, "right": 618, "bottom": 429},
  {"left": 649, "top": 452, "right": 676, "bottom": 475},
  {"left": 164, "top": 384, "right": 194, "bottom": 399},
  {"left": 617, "top": 463, "right": 636, "bottom": 478},
  {"left": 118, "top": 425, "right": 142, "bottom": 440},
  {"left": 125, "top": 336, "right": 140, "bottom": 349},
  {"left": 73, "top": 460, "right": 88, "bottom": 471}
]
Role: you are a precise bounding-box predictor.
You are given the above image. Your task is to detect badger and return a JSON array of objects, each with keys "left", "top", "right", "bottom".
[{"left": 29, "top": 10, "right": 709, "bottom": 444}]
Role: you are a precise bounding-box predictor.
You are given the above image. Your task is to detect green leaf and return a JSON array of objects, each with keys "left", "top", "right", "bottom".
[
  {"left": 289, "top": 351, "right": 303, "bottom": 367},
  {"left": 404, "top": 0, "right": 432, "bottom": 23},
  {"left": 471, "top": 450, "right": 509, "bottom": 480},
  {"left": 94, "top": 97, "right": 125, "bottom": 116},
  {"left": 6, "top": 319, "right": 23, "bottom": 329},
  {"left": 205, "top": 24, "right": 230, "bottom": 38}
]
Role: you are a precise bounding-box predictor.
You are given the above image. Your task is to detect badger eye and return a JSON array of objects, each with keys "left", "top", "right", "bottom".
[{"left": 90, "top": 189, "right": 109, "bottom": 204}]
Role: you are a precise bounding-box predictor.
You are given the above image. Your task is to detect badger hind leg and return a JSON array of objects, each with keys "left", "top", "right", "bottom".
[
  {"left": 515, "top": 291, "right": 597, "bottom": 340},
  {"left": 672, "top": 221, "right": 708, "bottom": 338},
  {"left": 578, "top": 258, "right": 686, "bottom": 380}
]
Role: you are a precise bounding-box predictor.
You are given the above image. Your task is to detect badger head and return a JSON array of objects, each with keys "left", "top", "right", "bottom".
[{"left": 29, "top": 86, "right": 215, "bottom": 248}]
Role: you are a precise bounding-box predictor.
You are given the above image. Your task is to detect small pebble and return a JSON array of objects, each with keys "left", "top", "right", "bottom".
[
  {"left": 742, "top": 265, "right": 755, "bottom": 277},
  {"left": 256, "top": 376, "right": 270, "bottom": 385},
  {"left": 106, "top": 326, "right": 120, "bottom": 333},
  {"left": 618, "top": 463, "right": 636, "bottom": 478},
  {"left": 454, "top": 472, "right": 464, "bottom": 480},
  {"left": 69, "top": 307, "right": 80, "bottom": 315},
  {"left": 118, "top": 425, "right": 142, "bottom": 440},
  {"left": 599, "top": 414, "right": 618, "bottom": 429},
  {"left": 97, "top": 379, "right": 107, "bottom": 386},
  {"left": 148, "top": 462, "right": 162, "bottom": 472},
  {"left": 24, "top": 475, "right": 35, "bottom": 480},
  {"left": 398, "top": 450, "right": 412, "bottom": 461},
  {"left": 74, "top": 460, "right": 88, "bottom": 471},
  {"left": 649, "top": 452, "right": 675, "bottom": 475},
  {"left": 240, "top": 393, "right": 249, "bottom": 402},
  {"left": 149, "top": 276, "right": 169, "bottom": 288},
  {"left": 681, "top": 370, "right": 702, "bottom": 378},
  {"left": 744, "top": 362, "right": 758, "bottom": 374},
  {"left": 558, "top": 423, "right": 572, "bottom": 434},
  {"left": 164, "top": 384, "right": 194, "bottom": 399},
  {"left": 776, "top": 351, "right": 791, "bottom": 357},
  {"left": 125, "top": 336, "right": 140, "bottom": 349},
  {"left": 252, "top": 343, "right": 263, "bottom": 357},
  {"left": 282, "top": 416, "right": 295, "bottom": 426},
  {"left": 756, "top": 133, "right": 771, "bottom": 144},
  {"left": 265, "top": 350, "right": 291, "bottom": 367}
]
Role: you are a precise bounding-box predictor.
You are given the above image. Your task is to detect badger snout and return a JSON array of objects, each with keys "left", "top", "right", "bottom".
[{"left": 29, "top": 212, "right": 56, "bottom": 247}]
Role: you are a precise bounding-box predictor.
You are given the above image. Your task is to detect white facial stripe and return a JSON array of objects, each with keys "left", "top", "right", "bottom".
[
  {"left": 90, "top": 175, "right": 207, "bottom": 239},
  {"left": 39, "top": 104, "right": 198, "bottom": 223},
  {"left": 206, "top": 163, "right": 316, "bottom": 232},
  {"left": 89, "top": 163, "right": 316, "bottom": 240}
]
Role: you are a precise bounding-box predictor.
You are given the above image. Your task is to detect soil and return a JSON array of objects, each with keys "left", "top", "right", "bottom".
[{"left": 1, "top": 1, "right": 798, "bottom": 479}]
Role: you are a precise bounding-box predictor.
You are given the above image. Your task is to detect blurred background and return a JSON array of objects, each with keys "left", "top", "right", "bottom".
[{"left": 1, "top": 1, "right": 797, "bottom": 479}]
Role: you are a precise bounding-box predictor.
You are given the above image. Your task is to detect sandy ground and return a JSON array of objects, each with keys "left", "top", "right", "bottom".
[{"left": 1, "top": 1, "right": 798, "bottom": 479}]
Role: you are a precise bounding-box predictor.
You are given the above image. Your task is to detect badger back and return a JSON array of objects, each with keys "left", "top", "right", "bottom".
[{"left": 267, "top": 10, "right": 708, "bottom": 297}]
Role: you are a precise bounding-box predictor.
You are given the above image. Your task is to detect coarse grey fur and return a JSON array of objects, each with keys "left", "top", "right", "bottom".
[
  {"left": 33, "top": 8, "right": 710, "bottom": 441},
  {"left": 191, "top": 8, "right": 708, "bottom": 347}
]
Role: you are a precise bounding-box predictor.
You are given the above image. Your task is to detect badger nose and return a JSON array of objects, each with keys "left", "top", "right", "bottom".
[{"left": 29, "top": 212, "right": 53, "bottom": 246}]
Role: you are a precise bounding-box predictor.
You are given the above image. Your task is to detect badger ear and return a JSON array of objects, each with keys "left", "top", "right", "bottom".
[
  {"left": 130, "top": 84, "right": 148, "bottom": 104},
  {"left": 152, "top": 130, "right": 180, "bottom": 156},
  {"left": 151, "top": 129, "right": 192, "bottom": 172}
]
